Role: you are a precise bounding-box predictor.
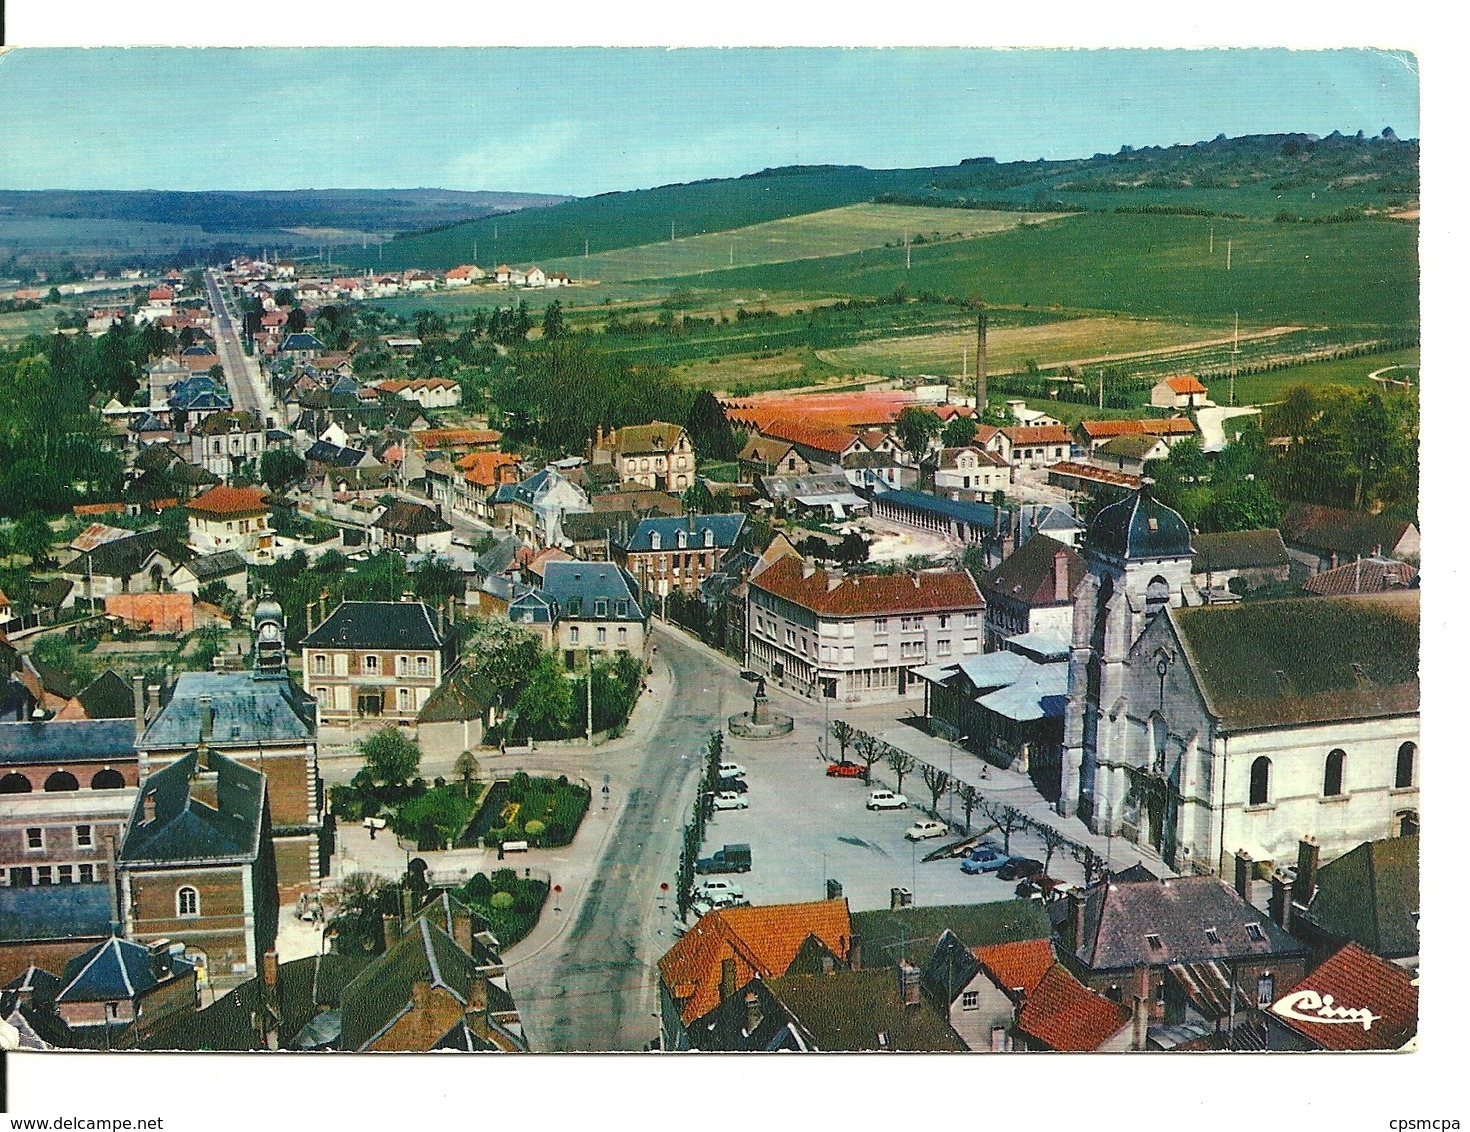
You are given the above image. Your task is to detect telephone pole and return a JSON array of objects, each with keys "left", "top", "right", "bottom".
[
  {"left": 1230, "top": 312, "right": 1240, "bottom": 406},
  {"left": 975, "top": 304, "right": 988, "bottom": 416},
  {"left": 1226, "top": 239, "right": 1232, "bottom": 271}
]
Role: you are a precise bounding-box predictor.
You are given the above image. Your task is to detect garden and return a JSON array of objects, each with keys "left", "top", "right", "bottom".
[{"left": 453, "top": 869, "right": 551, "bottom": 951}]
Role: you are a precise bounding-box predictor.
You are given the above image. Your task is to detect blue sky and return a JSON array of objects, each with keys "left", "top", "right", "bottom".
[{"left": 0, "top": 48, "right": 1418, "bottom": 195}]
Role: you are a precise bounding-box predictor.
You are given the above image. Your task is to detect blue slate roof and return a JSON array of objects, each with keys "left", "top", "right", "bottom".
[
  {"left": 618, "top": 513, "right": 745, "bottom": 553},
  {"left": 57, "top": 936, "right": 193, "bottom": 1005},
  {"left": 301, "top": 601, "right": 446, "bottom": 651},
  {"left": 305, "top": 440, "right": 367, "bottom": 467},
  {"left": 0, "top": 884, "right": 114, "bottom": 944},
  {"left": 539, "top": 562, "right": 643, "bottom": 620},
  {"left": 1085, "top": 485, "right": 1192, "bottom": 561},
  {"left": 511, "top": 468, "right": 556, "bottom": 505},
  {"left": 119, "top": 748, "right": 265, "bottom": 863},
  {"left": 280, "top": 333, "right": 327, "bottom": 353},
  {"left": 875, "top": 489, "right": 1004, "bottom": 532},
  {"left": 0, "top": 718, "right": 137, "bottom": 768},
  {"left": 507, "top": 587, "right": 556, "bottom": 624},
  {"left": 140, "top": 670, "right": 315, "bottom": 748}
]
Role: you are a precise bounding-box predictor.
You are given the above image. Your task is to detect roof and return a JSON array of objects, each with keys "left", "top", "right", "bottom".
[
  {"left": 756, "top": 419, "right": 861, "bottom": 456},
  {"left": 1303, "top": 556, "right": 1419, "bottom": 596},
  {"left": 1001, "top": 424, "right": 1072, "bottom": 446},
  {"left": 599, "top": 421, "right": 687, "bottom": 456},
  {"left": 1077, "top": 417, "right": 1198, "bottom": 441},
  {"left": 1170, "top": 591, "right": 1419, "bottom": 731},
  {"left": 193, "top": 410, "right": 263, "bottom": 436},
  {"left": 658, "top": 899, "right": 852, "bottom": 1026},
  {"left": 539, "top": 561, "right": 643, "bottom": 617},
  {"left": 1085, "top": 485, "right": 1193, "bottom": 561},
  {"left": 140, "top": 669, "right": 316, "bottom": 747},
  {"left": 1299, "top": 835, "right": 1419, "bottom": 959},
  {"left": 119, "top": 748, "right": 266, "bottom": 864},
  {"left": 1280, "top": 502, "right": 1416, "bottom": 558},
  {"left": 186, "top": 485, "right": 271, "bottom": 517},
  {"left": 973, "top": 937, "right": 1057, "bottom": 997},
  {"left": 1016, "top": 963, "right": 1131, "bottom": 1051},
  {"left": 72, "top": 670, "right": 135, "bottom": 720},
  {"left": 1162, "top": 375, "right": 1208, "bottom": 395},
  {"left": 178, "top": 549, "right": 248, "bottom": 581},
  {"left": 301, "top": 601, "right": 446, "bottom": 652},
  {"left": 1072, "top": 876, "right": 1307, "bottom": 972},
  {"left": 57, "top": 936, "right": 193, "bottom": 1006},
  {"left": 738, "top": 435, "right": 796, "bottom": 464},
  {"left": 766, "top": 969, "right": 965, "bottom": 1051},
  {"left": 373, "top": 500, "right": 452, "bottom": 537},
  {"left": 61, "top": 528, "right": 192, "bottom": 580},
  {"left": 1048, "top": 460, "right": 1142, "bottom": 489},
  {"left": 338, "top": 918, "right": 481, "bottom": 1052},
  {"left": 0, "top": 884, "right": 114, "bottom": 944},
  {"left": 1095, "top": 433, "right": 1169, "bottom": 460},
  {"left": 618, "top": 514, "right": 745, "bottom": 553},
  {"left": 1191, "top": 529, "right": 1291, "bottom": 574},
  {"left": 938, "top": 446, "right": 1008, "bottom": 469},
  {"left": 280, "top": 333, "right": 326, "bottom": 352},
  {"left": 0, "top": 718, "right": 137, "bottom": 768},
  {"left": 561, "top": 510, "right": 636, "bottom": 544},
  {"left": 750, "top": 556, "right": 982, "bottom": 619},
  {"left": 872, "top": 488, "right": 1004, "bottom": 532},
  {"left": 850, "top": 900, "right": 1052, "bottom": 970},
  {"left": 978, "top": 663, "right": 1069, "bottom": 722},
  {"left": 982, "top": 533, "right": 1082, "bottom": 608},
  {"left": 1270, "top": 942, "right": 1417, "bottom": 1051},
  {"left": 304, "top": 440, "right": 369, "bottom": 467}
]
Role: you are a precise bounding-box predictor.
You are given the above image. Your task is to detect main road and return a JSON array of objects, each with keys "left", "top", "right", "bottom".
[{"left": 204, "top": 268, "right": 274, "bottom": 424}]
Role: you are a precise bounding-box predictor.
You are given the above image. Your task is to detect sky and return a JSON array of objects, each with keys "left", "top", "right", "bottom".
[{"left": 0, "top": 47, "right": 1419, "bottom": 195}]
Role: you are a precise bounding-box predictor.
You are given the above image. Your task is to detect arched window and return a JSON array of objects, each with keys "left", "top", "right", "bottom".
[
  {"left": 1323, "top": 749, "right": 1346, "bottom": 797},
  {"left": 1145, "top": 575, "right": 1170, "bottom": 619},
  {"left": 91, "top": 768, "right": 126, "bottom": 790},
  {"left": 1150, "top": 714, "right": 1168, "bottom": 773},
  {"left": 44, "top": 771, "right": 79, "bottom": 793},
  {"left": 1396, "top": 742, "right": 1416, "bottom": 789},
  {"left": 0, "top": 773, "right": 31, "bottom": 794},
  {"left": 1249, "top": 757, "right": 1271, "bottom": 806},
  {"left": 176, "top": 887, "right": 200, "bottom": 917}
]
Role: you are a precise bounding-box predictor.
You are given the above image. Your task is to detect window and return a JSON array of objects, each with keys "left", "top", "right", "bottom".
[
  {"left": 595, "top": 599, "right": 608, "bottom": 618},
  {"left": 963, "top": 638, "right": 979, "bottom": 655},
  {"left": 91, "top": 768, "right": 125, "bottom": 790},
  {"left": 1145, "top": 934, "right": 1163, "bottom": 952},
  {"left": 333, "top": 653, "right": 348, "bottom": 677},
  {"left": 1145, "top": 575, "right": 1170, "bottom": 619},
  {"left": 873, "top": 618, "right": 888, "bottom": 636},
  {"left": 176, "top": 887, "right": 200, "bottom": 917},
  {"left": 36, "top": 867, "right": 52, "bottom": 886},
  {"left": 44, "top": 771, "right": 79, "bottom": 792},
  {"left": 79, "top": 864, "right": 94, "bottom": 883},
  {"left": 1256, "top": 972, "right": 1275, "bottom": 1006},
  {"left": 416, "top": 656, "right": 429, "bottom": 677},
  {"left": 396, "top": 655, "right": 410, "bottom": 676},
  {"left": 840, "top": 621, "right": 855, "bottom": 640},
  {"left": 398, "top": 689, "right": 413, "bottom": 713},
  {"left": 312, "top": 654, "right": 328, "bottom": 675},
  {"left": 873, "top": 643, "right": 889, "bottom": 662},
  {"left": 570, "top": 626, "right": 580, "bottom": 644},
  {"left": 364, "top": 654, "right": 379, "bottom": 674},
  {"left": 964, "top": 612, "right": 979, "bottom": 629},
  {"left": 596, "top": 627, "right": 607, "bottom": 645},
  {"left": 25, "top": 828, "right": 42, "bottom": 851},
  {"left": 617, "top": 627, "right": 627, "bottom": 645},
  {"left": 0, "top": 773, "right": 31, "bottom": 794},
  {"left": 315, "top": 687, "right": 330, "bottom": 705},
  {"left": 842, "top": 646, "right": 855, "bottom": 664},
  {"left": 58, "top": 865, "right": 73, "bottom": 884},
  {"left": 1245, "top": 923, "right": 1265, "bottom": 943},
  {"left": 1396, "top": 742, "right": 1416, "bottom": 789},
  {"left": 936, "top": 639, "right": 952, "bottom": 657},
  {"left": 616, "top": 600, "right": 629, "bottom": 618},
  {"left": 75, "top": 825, "right": 93, "bottom": 849},
  {"left": 785, "top": 629, "right": 796, "bottom": 647},
  {"left": 938, "top": 615, "right": 950, "bottom": 630},
  {"left": 1323, "top": 749, "right": 1346, "bottom": 797},
  {"left": 1249, "top": 757, "right": 1271, "bottom": 806},
  {"left": 961, "top": 990, "right": 979, "bottom": 1010},
  {"left": 1204, "top": 928, "right": 1220, "bottom": 945}
]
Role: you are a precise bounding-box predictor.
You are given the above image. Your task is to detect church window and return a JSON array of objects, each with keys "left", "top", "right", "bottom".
[
  {"left": 1396, "top": 742, "right": 1416, "bottom": 789},
  {"left": 1323, "top": 749, "right": 1346, "bottom": 797},
  {"left": 177, "top": 886, "right": 200, "bottom": 917},
  {"left": 1249, "top": 757, "right": 1271, "bottom": 806},
  {"left": 1145, "top": 575, "right": 1170, "bottom": 619},
  {"left": 1150, "top": 714, "right": 1168, "bottom": 773}
]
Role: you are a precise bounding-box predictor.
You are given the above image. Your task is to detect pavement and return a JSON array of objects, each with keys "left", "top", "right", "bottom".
[{"left": 204, "top": 269, "right": 273, "bottom": 423}]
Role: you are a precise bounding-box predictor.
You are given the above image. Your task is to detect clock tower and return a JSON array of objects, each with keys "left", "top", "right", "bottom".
[{"left": 253, "top": 592, "right": 287, "bottom": 678}]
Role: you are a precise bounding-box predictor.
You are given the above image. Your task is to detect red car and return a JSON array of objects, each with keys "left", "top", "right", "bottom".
[{"left": 826, "top": 762, "right": 865, "bottom": 778}]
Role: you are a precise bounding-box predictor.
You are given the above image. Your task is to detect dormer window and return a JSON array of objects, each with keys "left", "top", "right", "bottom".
[
  {"left": 1205, "top": 928, "right": 1220, "bottom": 945},
  {"left": 1245, "top": 923, "right": 1265, "bottom": 943},
  {"left": 1146, "top": 934, "right": 1163, "bottom": 951}
]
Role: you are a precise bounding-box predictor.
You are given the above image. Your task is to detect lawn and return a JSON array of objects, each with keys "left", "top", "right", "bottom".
[
  {"left": 0, "top": 306, "right": 61, "bottom": 344},
  {"left": 1226, "top": 345, "right": 1419, "bottom": 406},
  {"left": 471, "top": 773, "right": 591, "bottom": 849},
  {"left": 454, "top": 869, "right": 550, "bottom": 952},
  {"left": 537, "top": 203, "right": 1066, "bottom": 283}
]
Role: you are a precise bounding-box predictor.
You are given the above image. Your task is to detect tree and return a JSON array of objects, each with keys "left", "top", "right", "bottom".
[
  {"left": 684, "top": 390, "right": 738, "bottom": 462},
  {"left": 941, "top": 413, "right": 979, "bottom": 450},
  {"left": 518, "top": 653, "right": 572, "bottom": 739},
  {"left": 1210, "top": 477, "right": 1281, "bottom": 532},
  {"left": 327, "top": 872, "right": 396, "bottom": 956},
  {"left": 28, "top": 634, "right": 96, "bottom": 689},
  {"left": 541, "top": 300, "right": 566, "bottom": 342},
  {"left": 13, "top": 511, "right": 54, "bottom": 568},
  {"left": 359, "top": 727, "right": 421, "bottom": 793},
  {"left": 453, "top": 750, "right": 480, "bottom": 796},
  {"left": 187, "top": 624, "right": 229, "bottom": 670},
  {"left": 954, "top": 782, "right": 981, "bottom": 833},
  {"left": 855, "top": 732, "right": 883, "bottom": 784},
  {"left": 681, "top": 479, "right": 715, "bottom": 515},
  {"left": 829, "top": 720, "right": 856, "bottom": 764},
  {"left": 1037, "top": 822, "right": 1070, "bottom": 875},
  {"left": 921, "top": 763, "right": 951, "bottom": 816},
  {"left": 285, "top": 307, "right": 308, "bottom": 334},
  {"left": 259, "top": 447, "right": 306, "bottom": 492},
  {"left": 837, "top": 531, "right": 869, "bottom": 566},
  {"left": 980, "top": 799, "right": 1024, "bottom": 853},
  {"left": 1166, "top": 436, "right": 1208, "bottom": 483},
  {"left": 894, "top": 406, "right": 942, "bottom": 459},
  {"left": 885, "top": 747, "right": 917, "bottom": 796}
]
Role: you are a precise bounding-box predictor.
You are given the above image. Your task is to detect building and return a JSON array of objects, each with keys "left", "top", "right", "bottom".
[
  {"left": 1073, "top": 417, "right": 1199, "bottom": 457},
  {"left": 1279, "top": 502, "right": 1421, "bottom": 574},
  {"left": 1263, "top": 942, "right": 1417, "bottom": 1051},
  {"left": 1190, "top": 530, "right": 1292, "bottom": 598},
  {"left": 168, "top": 550, "right": 250, "bottom": 599},
  {"left": 1301, "top": 556, "right": 1418, "bottom": 597},
  {"left": 590, "top": 422, "right": 697, "bottom": 492},
  {"left": 300, "top": 600, "right": 459, "bottom": 724},
  {"left": 505, "top": 467, "right": 590, "bottom": 549},
  {"left": 979, "top": 534, "right": 1083, "bottom": 651},
  {"left": 746, "top": 557, "right": 984, "bottom": 704},
  {"left": 371, "top": 500, "right": 453, "bottom": 555},
  {"left": 989, "top": 425, "right": 1073, "bottom": 469},
  {"left": 189, "top": 410, "right": 265, "bottom": 480},
  {"left": 539, "top": 561, "right": 647, "bottom": 670},
  {"left": 1150, "top": 375, "right": 1209, "bottom": 409},
  {"left": 737, "top": 435, "right": 809, "bottom": 482},
  {"left": 116, "top": 746, "right": 277, "bottom": 989},
  {"left": 51, "top": 934, "right": 197, "bottom": 1047},
  {"left": 612, "top": 514, "right": 745, "bottom": 600},
  {"left": 184, "top": 485, "right": 275, "bottom": 561},
  {"left": 1091, "top": 434, "right": 1171, "bottom": 477},
  {"left": 0, "top": 886, "right": 115, "bottom": 990},
  {"left": 59, "top": 528, "right": 194, "bottom": 604},
  {"left": 1286, "top": 834, "right": 1419, "bottom": 964},
  {"left": 930, "top": 446, "right": 1011, "bottom": 500}
]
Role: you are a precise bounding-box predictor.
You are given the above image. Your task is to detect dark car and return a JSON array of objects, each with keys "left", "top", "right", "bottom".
[
  {"left": 717, "top": 776, "right": 748, "bottom": 794},
  {"left": 826, "top": 762, "right": 865, "bottom": 778},
  {"left": 996, "top": 856, "right": 1044, "bottom": 881}
]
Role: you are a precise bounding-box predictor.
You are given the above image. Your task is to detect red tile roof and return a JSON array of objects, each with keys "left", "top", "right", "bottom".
[
  {"left": 1270, "top": 943, "right": 1417, "bottom": 1051},
  {"left": 973, "top": 938, "right": 1056, "bottom": 997},
  {"left": 419, "top": 428, "right": 503, "bottom": 450},
  {"left": 1002, "top": 425, "right": 1072, "bottom": 446},
  {"left": 1165, "top": 375, "right": 1208, "bottom": 395},
  {"left": 185, "top": 485, "right": 271, "bottom": 516},
  {"left": 1047, "top": 460, "right": 1142, "bottom": 489},
  {"left": 756, "top": 419, "right": 862, "bottom": 456},
  {"left": 657, "top": 899, "right": 852, "bottom": 1025},
  {"left": 1017, "top": 963, "right": 1131, "bottom": 1051},
  {"left": 750, "top": 556, "right": 983, "bottom": 618},
  {"left": 1077, "top": 418, "right": 1198, "bottom": 441}
]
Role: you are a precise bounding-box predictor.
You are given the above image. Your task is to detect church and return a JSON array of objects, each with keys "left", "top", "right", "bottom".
[{"left": 1060, "top": 485, "right": 1419, "bottom": 878}]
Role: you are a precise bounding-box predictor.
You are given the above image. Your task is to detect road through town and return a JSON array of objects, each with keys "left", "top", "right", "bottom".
[{"left": 204, "top": 269, "right": 273, "bottom": 422}]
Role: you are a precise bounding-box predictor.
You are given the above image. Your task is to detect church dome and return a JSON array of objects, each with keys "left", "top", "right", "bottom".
[
  {"left": 1085, "top": 484, "right": 1193, "bottom": 561},
  {"left": 253, "top": 592, "right": 284, "bottom": 629}
]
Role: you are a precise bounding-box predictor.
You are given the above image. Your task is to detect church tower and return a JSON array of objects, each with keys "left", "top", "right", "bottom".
[
  {"left": 253, "top": 592, "right": 287, "bottom": 679},
  {"left": 1060, "top": 483, "right": 1194, "bottom": 829}
]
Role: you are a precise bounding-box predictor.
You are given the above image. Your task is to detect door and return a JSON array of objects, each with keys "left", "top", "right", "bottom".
[{"left": 357, "top": 694, "right": 382, "bottom": 717}]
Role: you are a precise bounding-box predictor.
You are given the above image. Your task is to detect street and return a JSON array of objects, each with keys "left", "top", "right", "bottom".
[{"left": 204, "top": 268, "right": 274, "bottom": 424}]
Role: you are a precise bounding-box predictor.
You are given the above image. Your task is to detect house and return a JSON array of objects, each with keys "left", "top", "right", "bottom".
[
  {"left": 116, "top": 746, "right": 277, "bottom": 988},
  {"left": 758, "top": 473, "right": 870, "bottom": 521},
  {"left": 590, "top": 422, "right": 697, "bottom": 492},
  {"left": 50, "top": 934, "right": 197, "bottom": 1047},
  {"left": 840, "top": 447, "right": 917, "bottom": 492},
  {"left": 1091, "top": 433, "right": 1171, "bottom": 476},
  {"left": 1151, "top": 374, "right": 1209, "bottom": 409},
  {"left": 920, "top": 933, "right": 1056, "bottom": 1052},
  {"left": 301, "top": 599, "right": 459, "bottom": 724},
  {"left": 443, "top": 265, "right": 484, "bottom": 287},
  {"left": 188, "top": 410, "right": 265, "bottom": 479},
  {"left": 1047, "top": 460, "right": 1142, "bottom": 496},
  {"left": 612, "top": 514, "right": 745, "bottom": 600},
  {"left": 278, "top": 333, "right": 327, "bottom": 359},
  {"left": 371, "top": 500, "right": 453, "bottom": 555},
  {"left": 58, "top": 528, "right": 194, "bottom": 604},
  {"left": 737, "top": 435, "right": 809, "bottom": 482},
  {"left": 539, "top": 561, "right": 647, "bottom": 670},
  {"left": 1061, "top": 483, "right": 1418, "bottom": 871},
  {"left": 930, "top": 446, "right": 1011, "bottom": 500},
  {"left": 1190, "top": 529, "right": 1292, "bottom": 598},
  {"left": 1263, "top": 942, "right": 1417, "bottom": 1051},
  {"left": 184, "top": 485, "right": 275, "bottom": 561},
  {"left": 1285, "top": 834, "right": 1419, "bottom": 964},
  {"left": 657, "top": 898, "right": 853, "bottom": 1052},
  {"left": 746, "top": 557, "right": 984, "bottom": 704},
  {"left": 168, "top": 549, "right": 249, "bottom": 598},
  {"left": 506, "top": 467, "right": 591, "bottom": 549},
  {"left": 1073, "top": 417, "right": 1199, "bottom": 457},
  {"left": 0, "top": 886, "right": 117, "bottom": 990},
  {"left": 452, "top": 452, "right": 522, "bottom": 520},
  {"left": 1003, "top": 399, "right": 1062, "bottom": 428},
  {"left": 980, "top": 533, "right": 1083, "bottom": 651},
  {"left": 989, "top": 424, "right": 1073, "bottom": 469},
  {"left": 103, "top": 592, "right": 199, "bottom": 634},
  {"left": 1279, "top": 502, "right": 1420, "bottom": 573},
  {"left": 54, "top": 670, "right": 138, "bottom": 722},
  {"left": 867, "top": 489, "right": 1005, "bottom": 548},
  {"left": 1302, "top": 556, "right": 1419, "bottom": 597}
]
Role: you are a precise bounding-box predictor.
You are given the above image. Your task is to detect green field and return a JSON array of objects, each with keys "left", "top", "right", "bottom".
[
  {"left": 0, "top": 306, "right": 60, "bottom": 344},
  {"left": 1226, "top": 345, "right": 1419, "bottom": 406},
  {"left": 661, "top": 212, "right": 1420, "bottom": 329},
  {"left": 537, "top": 204, "right": 1067, "bottom": 283}
]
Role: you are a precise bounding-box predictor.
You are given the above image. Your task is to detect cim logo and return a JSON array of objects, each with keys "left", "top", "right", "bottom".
[{"left": 1270, "top": 989, "right": 1382, "bottom": 1032}]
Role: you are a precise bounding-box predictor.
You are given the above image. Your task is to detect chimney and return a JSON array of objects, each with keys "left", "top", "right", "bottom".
[
  {"left": 1068, "top": 888, "right": 1087, "bottom": 953},
  {"left": 146, "top": 683, "right": 161, "bottom": 724},
  {"left": 468, "top": 971, "right": 489, "bottom": 1015},
  {"left": 801, "top": 556, "right": 816, "bottom": 579},
  {"left": 197, "top": 695, "right": 213, "bottom": 746},
  {"left": 1054, "top": 549, "right": 1071, "bottom": 603},
  {"left": 1269, "top": 868, "right": 1295, "bottom": 930},
  {"left": 133, "top": 675, "right": 147, "bottom": 740},
  {"left": 897, "top": 961, "right": 922, "bottom": 1008},
  {"left": 826, "top": 569, "right": 844, "bottom": 592},
  {"left": 450, "top": 901, "right": 474, "bottom": 956},
  {"left": 744, "top": 990, "right": 762, "bottom": 1035},
  {"left": 719, "top": 957, "right": 737, "bottom": 1003},
  {"left": 1233, "top": 849, "right": 1254, "bottom": 904},
  {"left": 848, "top": 932, "right": 862, "bottom": 970},
  {"left": 1131, "top": 990, "right": 1149, "bottom": 1051},
  {"left": 1294, "top": 836, "right": 1320, "bottom": 905},
  {"left": 410, "top": 978, "right": 435, "bottom": 1048},
  {"left": 262, "top": 949, "right": 279, "bottom": 1030},
  {"left": 190, "top": 755, "right": 219, "bottom": 811}
]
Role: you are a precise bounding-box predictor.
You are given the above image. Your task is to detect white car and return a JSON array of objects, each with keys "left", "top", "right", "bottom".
[
  {"left": 905, "top": 819, "right": 949, "bottom": 841},
  {"left": 866, "top": 790, "right": 909, "bottom": 810},
  {"left": 712, "top": 791, "right": 749, "bottom": 810},
  {"left": 696, "top": 878, "right": 745, "bottom": 901},
  {"left": 718, "top": 762, "right": 749, "bottom": 779}
]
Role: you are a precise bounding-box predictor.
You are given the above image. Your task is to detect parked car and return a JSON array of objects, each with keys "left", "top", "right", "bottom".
[
  {"left": 1016, "top": 876, "right": 1078, "bottom": 901},
  {"left": 866, "top": 790, "right": 908, "bottom": 810},
  {"left": 827, "top": 762, "right": 864, "bottom": 778},
  {"left": 905, "top": 819, "right": 949, "bottom": 841},
  {"left": 695, "top": 843, "right": 752, "bottom": 874},
  {"left": 997, "top": 856, "right": 1045, "bottom": 881},
  {"left": 695, "top": 878, "right": 745, "bottom": 900},
  {"left": 960, "top": 845, "right": 1010, "bottom": 874},
  {"left": 718, "top": 762, "right": 749, "bottom": 779},
  {"left": 717, "top": 776, "right": 748, "bottom": 794},
  {"left": 712, "top": 791, "right": 749, "bottom": 810},
  {"left": 691, "top": 893, "right": 748, "bottom": 918}
]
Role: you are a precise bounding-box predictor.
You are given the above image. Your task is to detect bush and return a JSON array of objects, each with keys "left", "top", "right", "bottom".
[
  {"left": 491, "top": 868, "right": 518, "bottom": 888},
  {"left": 490, "top": 891, "right": 514, "bottom": 909},
  {"left": 462, "top": 873, "right": 495, "bottom": 902},
  {"left": 418, "top": 822, "right": 444, "bottom": 851},
  {"left": 507, "top": 771, "right": 531, "bottom": 803},
  {"left": 524, "top": 819, "right": 546, "bottom": 836}
]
